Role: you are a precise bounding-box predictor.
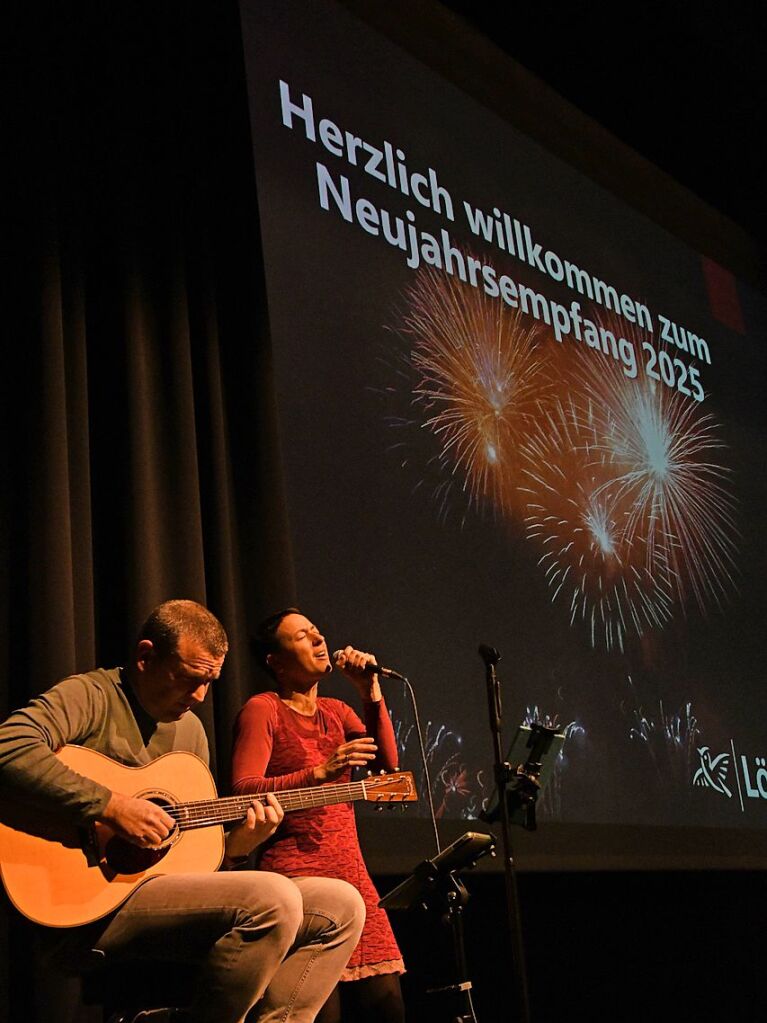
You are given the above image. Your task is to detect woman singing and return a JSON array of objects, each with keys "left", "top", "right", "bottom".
[{"left": 232, "top": 608, "right": 405, "bottom": 1023}]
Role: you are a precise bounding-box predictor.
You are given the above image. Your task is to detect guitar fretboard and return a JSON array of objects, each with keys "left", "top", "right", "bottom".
[{"left": 166, "top": 780, "right": 369, "bottom": 830}]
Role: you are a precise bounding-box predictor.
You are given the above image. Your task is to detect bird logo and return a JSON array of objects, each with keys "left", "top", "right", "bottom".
[{"left": 692, "top": 747, "right": 732, "bottom": 798}]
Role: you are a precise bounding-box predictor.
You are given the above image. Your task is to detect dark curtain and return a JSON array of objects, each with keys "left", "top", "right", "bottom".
[{"left": 2, "top": 4, "right": 292, "bottom": 1019}]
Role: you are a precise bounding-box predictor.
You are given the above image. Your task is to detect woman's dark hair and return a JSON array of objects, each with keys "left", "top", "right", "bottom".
[{"left": 252, "top": 607, "right": 302, "bottom": 677}]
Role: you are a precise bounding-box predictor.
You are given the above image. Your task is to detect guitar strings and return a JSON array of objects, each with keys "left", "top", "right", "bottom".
[
  {"left": 160, "top": 775, "right": 411, "bottom": 830},
  {"left": 166, "top": 783, "right": 363, "bottom": 828},
  {"left": 162, "top": 779, "right": 412, "bottom": 828}
]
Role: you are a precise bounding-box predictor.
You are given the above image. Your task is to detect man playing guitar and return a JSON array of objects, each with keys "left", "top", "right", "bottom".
[{"left": 0, "top": 600, "right": 365, "bottom": 1023}]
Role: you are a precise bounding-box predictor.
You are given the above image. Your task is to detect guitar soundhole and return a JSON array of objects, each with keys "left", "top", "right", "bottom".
[{"left": 102, "top": 797, "right": 179, "bottom": 875}]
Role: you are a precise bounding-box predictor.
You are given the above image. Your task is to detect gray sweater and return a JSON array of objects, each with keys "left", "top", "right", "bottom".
[{"left": 0, "top": 667, "right": 209, "bottom": 827}]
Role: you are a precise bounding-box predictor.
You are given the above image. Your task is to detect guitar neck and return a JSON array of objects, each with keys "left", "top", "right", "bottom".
[{"left": 174, "top": 779, "right": 368, "bottom": 831}]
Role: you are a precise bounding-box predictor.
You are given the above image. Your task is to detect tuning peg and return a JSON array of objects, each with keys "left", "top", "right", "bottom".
[
  {"left": 380, "top": 769, "right": 385, "bottom": 775},
  {"left": 367, "top": 770, "right": 373, "bottom": 777},
  {"left": 376, "top": 805, "right": 384, "bottom": 812}
]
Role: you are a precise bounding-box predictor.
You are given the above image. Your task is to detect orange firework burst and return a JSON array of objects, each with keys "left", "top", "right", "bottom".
[
  {"left": 402, "top": 265, "right": 550, "bottom": 514},
  {"left": 519, "top": 313, "right": 738, "bottom": 649},
  {"left": 520, "top": 394, "right": 675, "bottom": 652},
  {"left": 573, "top": 318, "right": 738, "bottom": 612}
]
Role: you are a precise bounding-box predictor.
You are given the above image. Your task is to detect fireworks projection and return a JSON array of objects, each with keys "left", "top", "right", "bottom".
[
  {"left": 625, "top": 674, "right": 701, "bottom": 792},
  {"left": 401, "top": 266, "right": 550, "bottom": 515},
  {"left": 393, "top": 715, "right": 467, "bottom": 817},
  {"left": 393, "top": 280, "right": 738, "bottom": 650},
  {"left": 520, "top": 328, "right": 737, "bottom": 648},
  {"left": 520, "top": 393, "right": 675, "bottom": 651},
  {"left": 572, "top": 325, "right": 739, "bottom": 613},
  {"left": 629, "top": 702, "right": 701, "bottom": 788}
]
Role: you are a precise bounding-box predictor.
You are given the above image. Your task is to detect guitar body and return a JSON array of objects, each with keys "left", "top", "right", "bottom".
[{"left": 0, "top": 745, "right": 224, "bottom": 928}]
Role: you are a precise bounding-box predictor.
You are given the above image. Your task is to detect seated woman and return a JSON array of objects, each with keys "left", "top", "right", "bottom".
[{"left": 232, "top": 608, "right": 405, "bottom": 1023}]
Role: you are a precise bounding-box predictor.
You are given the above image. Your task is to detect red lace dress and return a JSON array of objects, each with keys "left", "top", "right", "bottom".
[{"left": 231, "top": 691, "right": 405, "bottom": 980}]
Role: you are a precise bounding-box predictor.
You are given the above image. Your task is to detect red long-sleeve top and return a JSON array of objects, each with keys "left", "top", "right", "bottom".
[{"left": 231, "top": 691, "right": 404, "bottom": 979}]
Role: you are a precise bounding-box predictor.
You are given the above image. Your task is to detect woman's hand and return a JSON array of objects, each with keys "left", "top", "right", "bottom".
[
  {"left": 334, "top": 645, "right": 382, "bottom": 702},
  {"left": 313, "top": 737, "right": 378, "bottom": 783}
]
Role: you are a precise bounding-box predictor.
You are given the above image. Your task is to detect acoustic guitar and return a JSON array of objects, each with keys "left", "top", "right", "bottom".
[{"left": 0, "top": 744, "right": 417, "bottom": 928}]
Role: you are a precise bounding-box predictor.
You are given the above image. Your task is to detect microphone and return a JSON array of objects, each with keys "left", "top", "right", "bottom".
[
  {"left": 332, "top": 650, "right": 408, "bottom": 682},
  {"left": 478, "top": 644, "right": 501, "bottom": 666}
]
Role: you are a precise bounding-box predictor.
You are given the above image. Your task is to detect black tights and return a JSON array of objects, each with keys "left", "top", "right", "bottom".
[{"left": 315, "top": 974, "right": 405, "bottom": 1023}]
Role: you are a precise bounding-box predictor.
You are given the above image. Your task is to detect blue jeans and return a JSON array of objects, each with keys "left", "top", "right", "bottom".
[{"left": 93, "top": 871, "right": 365, "bottom": 1023}]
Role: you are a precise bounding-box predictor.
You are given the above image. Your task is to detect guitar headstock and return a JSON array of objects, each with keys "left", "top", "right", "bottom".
[{"left": 362, "top": 771, "right": 417, "bottom": 803}]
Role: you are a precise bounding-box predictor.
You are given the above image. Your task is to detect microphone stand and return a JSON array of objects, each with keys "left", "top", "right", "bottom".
[{"left": 478, "top": 645, "right": 531, "bottom": 1023}]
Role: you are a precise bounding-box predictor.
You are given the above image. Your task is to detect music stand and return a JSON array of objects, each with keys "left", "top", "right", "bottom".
[
  {"left": 482, "top": 722, "right": 566, "bottom": 831},
  {"left": 379, "top": 831, "right": 495, "bottom": 1023}
]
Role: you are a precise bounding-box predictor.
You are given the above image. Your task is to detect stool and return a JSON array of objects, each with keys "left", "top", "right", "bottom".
[{"left": 81, "top": 957, "right": 196, "bottom": 1023}]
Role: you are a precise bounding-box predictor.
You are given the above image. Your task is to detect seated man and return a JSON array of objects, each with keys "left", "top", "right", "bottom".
[{"left": 0, "top": 599, "right": 365, "bottom": 1023}]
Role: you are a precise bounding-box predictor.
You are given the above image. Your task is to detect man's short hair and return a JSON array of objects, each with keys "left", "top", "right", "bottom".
[
  {"left": 252, "top": 607, "right": 301, "bottom": 676},
  {"left": 138, "top": 600, "right": 229, "bottom": 659}
]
